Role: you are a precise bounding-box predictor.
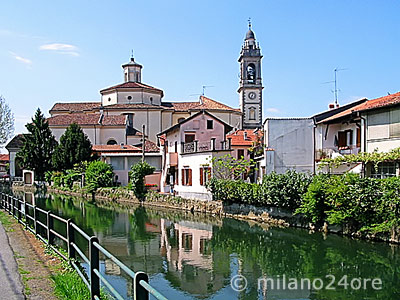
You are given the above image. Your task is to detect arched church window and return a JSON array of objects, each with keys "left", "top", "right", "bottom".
[
  {"left": 107, "top": 139, "right": 117, "bottom": 145},
  {"left": 247, "top": 63, "right": 256, "bottom": 83},
  {"left": 249, "top": 107, "right": 256, "bottom": 120}
]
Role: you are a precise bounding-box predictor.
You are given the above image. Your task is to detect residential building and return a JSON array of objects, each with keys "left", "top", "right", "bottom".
[
  {"left": 314, "top": 98, "right": 368, "bottom": 174},
  {"left": 158, "top": 110, "right": 232, "bottom": 200},
  {"left": 5, "top": 134, "right": 25, "bottom": 179},
  {"left": 258, "top": 118, "right": 315, "bottom": 177},
  {"left": 92, "top": 141, "right": 161, "bottom": 186}
]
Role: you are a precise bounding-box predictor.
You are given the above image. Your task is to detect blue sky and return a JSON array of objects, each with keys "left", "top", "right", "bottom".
[{"left": 1, "top": 0, "right": 399, "bottom": 135}]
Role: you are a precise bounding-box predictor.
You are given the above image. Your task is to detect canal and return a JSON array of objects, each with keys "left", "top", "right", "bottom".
[{"left": 16, "top": 191, "right": 400, "bottom": 299}]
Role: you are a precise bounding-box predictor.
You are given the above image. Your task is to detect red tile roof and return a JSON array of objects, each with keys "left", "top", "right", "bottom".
[
  {"left": 92, "top": 145, "right": 141, "bottom": 152},
  {"left": 92, "top": 141, "right": 159, "bottom": 154},
  {"left": 50, "top": 102, "right": 101, "bottom": 112},
  {"left": 227, "top": 129, "right": 260, "bottom": 146},
  {"left": 0, "top": 154, "right": 10, "bottom": 162},
  {"left": 100, "top": 82, "right": 163, "bottom": 94},
  {"left": 170, "top": 96, "right": 240, "bottom": 112},
  {"left": 356, "top": 91, "right": 400, "bottom": 112},
  {"left": 143, "top": 140, "right": 160, "bottom": 152},
  {"left": 104, "top": 103, "right": 166, "bottom": 109},
  {"left": 318, "top": 92, "right": 400, "bottom": 123},
  {"left": 47, "top": 113, "right": 126, "bottom": 126},
  {"left": 317, "top": 102, "right": 367, "bottom": 123}
]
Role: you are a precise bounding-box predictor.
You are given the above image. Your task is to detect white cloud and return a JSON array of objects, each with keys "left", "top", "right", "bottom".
[
  {"left": 266, "top": 107, "right": 280, "bottom": 113},
  {"left": 9, "top": 51, "right": 32, "bottom": 65},
  {"left": 39, "top": 43, "right": 79, "bottom": 56}
]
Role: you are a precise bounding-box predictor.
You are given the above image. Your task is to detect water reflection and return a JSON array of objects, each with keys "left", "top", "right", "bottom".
[{"left": 16, "top": 191, "right": 400, "bottom": 299}]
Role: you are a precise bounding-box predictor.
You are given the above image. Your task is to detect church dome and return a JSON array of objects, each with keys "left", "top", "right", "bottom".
[{"left": 245, "top": 29, "right": 255, "bottom": 40}]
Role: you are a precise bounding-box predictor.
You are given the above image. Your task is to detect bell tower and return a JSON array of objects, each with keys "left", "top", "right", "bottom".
[
  {"left": 122, "top": 53, "right": 142, "bottom": 83},
  {"left": 238, "top": 21, "right": 263, "bottom": 129}
]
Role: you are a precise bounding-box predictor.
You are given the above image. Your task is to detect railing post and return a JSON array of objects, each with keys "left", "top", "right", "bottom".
[
  {"left": 134, "top": 272, "right": 149, "bottom": 300},
  {"left": 194, "top": 140, "right": 198, "bottom": 153},
  {"left": 67, "top": 219, "right": 75, "bottom": 259},
  {"left": 24, "top": 199, "right": 28, "bottom": 229},
  {"left": 33, "top": 205, "right": 37, "bottom": 234},
  {"left": 47, "top": 211, "right": 54, "bottom": 245},
  {"left": 17, "top": 198, "right": 22, "bottom": 223},
  {"left": 89, "top": 236, "right": 100, "bottom": 300}
]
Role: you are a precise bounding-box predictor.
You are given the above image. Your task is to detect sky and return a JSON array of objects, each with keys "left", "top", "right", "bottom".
[{"left": 1, "top": 0, "right": 400, "bottom": 137}]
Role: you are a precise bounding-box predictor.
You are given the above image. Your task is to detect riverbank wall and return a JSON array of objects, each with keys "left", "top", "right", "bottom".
[{"left": 11, "top": 185, "right": 400, "bottom": 244}]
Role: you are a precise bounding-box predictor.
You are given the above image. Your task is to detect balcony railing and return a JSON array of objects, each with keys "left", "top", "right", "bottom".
[
  {"left": 182, "top": 139, "right": 231, "bottom": 154},
  {"left": 316, "top": 146, "right": 360, "bottom": 160}
]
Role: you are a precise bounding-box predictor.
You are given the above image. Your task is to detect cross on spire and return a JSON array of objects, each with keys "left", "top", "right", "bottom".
[{"left": 248, "top": 17, "right": 252, "bottom": 30}]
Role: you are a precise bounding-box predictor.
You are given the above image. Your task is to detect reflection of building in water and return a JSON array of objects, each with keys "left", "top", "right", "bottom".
[{"left": 160, "top": 219, "right": 228, "bottom": 297}]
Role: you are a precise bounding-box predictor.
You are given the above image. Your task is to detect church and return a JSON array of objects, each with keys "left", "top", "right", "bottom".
[{"left": 45, "top": 24, "right": 263, "bottom": 185}]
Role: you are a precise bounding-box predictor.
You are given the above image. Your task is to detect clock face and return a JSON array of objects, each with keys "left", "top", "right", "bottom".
[{"left": 248, "top": 92, "right": 256, "bottom": 99}]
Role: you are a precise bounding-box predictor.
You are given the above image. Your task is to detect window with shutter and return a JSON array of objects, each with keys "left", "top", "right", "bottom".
[
  {"left": 338, "top": 131, "right": 347, "bottom": 147},
  {"left": 181, "top": 169, "right": 184, "bottom": 185},
  {"left": 188, "top": 169, "right": 192, "bottom": 186},
  {"left": 200, "top": 168, "right": 204, "bottom": 185}
]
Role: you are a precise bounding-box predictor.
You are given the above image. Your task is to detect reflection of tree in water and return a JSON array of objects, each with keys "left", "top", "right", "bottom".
[
  {"left": 35, "top": 194, "right": 115, "bottom": 236},
  {"left": 129, "top": 206, "right": 156, "bottom": 241},
  {"left": 212, "top": 218, "right": 400, "bottom": 300}
]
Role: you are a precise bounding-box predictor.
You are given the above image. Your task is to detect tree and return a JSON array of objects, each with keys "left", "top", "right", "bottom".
[
  {"left": 210, "top": 154, "right": 256, "bottom": 180},
  {"left": 85, "top": 160, "right": 114, "bottom": 192},
  {"left": 129, "top": 161, "right": 155, "bottom": 200},
  {"left": 0, "top": 96, "right": 14, "bottom": 144},
  {"left": 52, "top": 123, "right": 93, "bottom": 170},
  {"left": 17, "top": 108, "right": 58, "bottom": 180}
]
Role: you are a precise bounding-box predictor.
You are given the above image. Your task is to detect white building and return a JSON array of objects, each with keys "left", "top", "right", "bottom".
[
  {"left": 158, "top": 110, "right": 232, "bottom": 200},
  {"left": 258, "top": 118, "right": 315, "bottom": 177}
]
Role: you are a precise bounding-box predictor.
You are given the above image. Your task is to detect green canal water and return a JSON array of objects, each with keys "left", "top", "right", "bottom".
[{"left": 18, "top": 191, "right": 400, "bottom": 299}]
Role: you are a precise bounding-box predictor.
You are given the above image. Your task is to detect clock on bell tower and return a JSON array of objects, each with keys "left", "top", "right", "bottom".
[{"left": 238, "top": 20, "right": 263, "bottom": 129}]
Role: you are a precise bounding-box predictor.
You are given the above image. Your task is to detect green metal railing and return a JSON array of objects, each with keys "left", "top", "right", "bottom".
[{"left": 0, "top": 191, "right": 168, "bottom": 300}]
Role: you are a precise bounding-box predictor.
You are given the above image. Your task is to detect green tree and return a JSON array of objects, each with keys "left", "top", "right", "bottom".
[
  {"left": 210, "top": 154, "right": 255, "bottom": 180},
  {"left": 52, "top": 123, "right": 93, "bottom": 170},
  {"left": 17, "top": 108, "right": 58, "bottom": 180},
  {"left": 85, "top": 160, "right": 114, "bottom": 192},
  {"left": 129, "top": 161, "right": 155, "bottom": 200},
  {"left": 0, "top": 95, "right": 14, "bottom": 144}
]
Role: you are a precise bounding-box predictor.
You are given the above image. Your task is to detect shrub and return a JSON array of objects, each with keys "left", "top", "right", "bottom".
[
  {"left": 208, "top": 170, "right": 311, "bottom": 209},
  {"left": 129, "top": 161, "right": 155, "bottom": 200},
  {"left": 85, "top": 161, "right": 114, "bottom": 192},
  {"left": 261, "top": 170, "right": 312, "bottom": 209}
]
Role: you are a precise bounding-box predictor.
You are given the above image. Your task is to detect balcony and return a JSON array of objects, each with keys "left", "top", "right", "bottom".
[
  {"left": 316, "top": 146, "right": 360, "bottom": 160},
  {"left": 182, "top": 139, "right": 231, "bottom": 154}
]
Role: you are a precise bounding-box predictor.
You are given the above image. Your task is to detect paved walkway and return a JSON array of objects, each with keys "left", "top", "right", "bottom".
[{"left": 0, "top": 223, "right": 25, "bottom": 300}]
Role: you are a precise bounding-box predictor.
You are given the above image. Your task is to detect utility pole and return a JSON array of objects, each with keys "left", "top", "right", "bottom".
[{"left": 142, "top": 124, "right": 145, "bottom": 162}]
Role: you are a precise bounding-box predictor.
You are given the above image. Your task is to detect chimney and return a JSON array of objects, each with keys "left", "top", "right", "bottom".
[
  {"left": 244, "top": 131, "right": 248, "bottom": 140},
  {"left": 328, "top": 103, "right": 335, "bottom": 110}
]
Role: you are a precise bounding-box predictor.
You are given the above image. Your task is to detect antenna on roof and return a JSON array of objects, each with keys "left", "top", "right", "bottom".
[
  {"left": 202, "top": 85, "right": 214, "bottom": 96},
  {"left": 322, "top": 67, "right": 348, "bottom": 106}
]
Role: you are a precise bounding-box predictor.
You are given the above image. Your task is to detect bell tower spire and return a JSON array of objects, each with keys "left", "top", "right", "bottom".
[{"left": 238, "top": 21, "right": 263, "bottom": 129}]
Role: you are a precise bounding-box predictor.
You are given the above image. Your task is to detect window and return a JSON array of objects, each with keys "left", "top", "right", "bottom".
[
  {"left": 249, "top": 108, "right": 256, "bottom": 120},
  {"left": 127, "top": 95, "right": 132, "bottom": 101},
  {"left": 185, "top": 134, "right": 195, "bottom": 143},
  {"left": 110, "top": 157, "right": 125, "bottom": 170},
  {"left": 371, "top": 162, "right": 397, "bottom": 179},
  {"left": 174, "top": 141, "right": 178, "bottom": 153},
  {"left": 337, "top": 130, "right": 353, "bottom": 148},
  {"left": 207, "top": 120, "right": 213, "bottom": 129},
  {"left": 390, "top": 109, "right": 400, "bottom": 138},
  {"left": 356, "top": 128, "right": 361, "bottom": 147},
  {"left": 178, "top": 118, "right": 185, "bottom": 123},
  {"left": 200, "top": 167, "right": 211, "bottom": 186},
  {"left": 107, "top": 139, "right": 117, "bottom": 145},
  {"left": 247, "top": 63, "right": 256, "bottom": 82},
  {"left": 181, "top": 168, "right": 192, "bottom": 186},
  {"left": 237, "top": 149, "right": 245, "bottom": 159}
]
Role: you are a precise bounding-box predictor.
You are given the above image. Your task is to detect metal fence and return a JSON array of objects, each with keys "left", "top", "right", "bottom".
[{"left": 0, "top": 191, "right": 168, "bottom": 300}]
